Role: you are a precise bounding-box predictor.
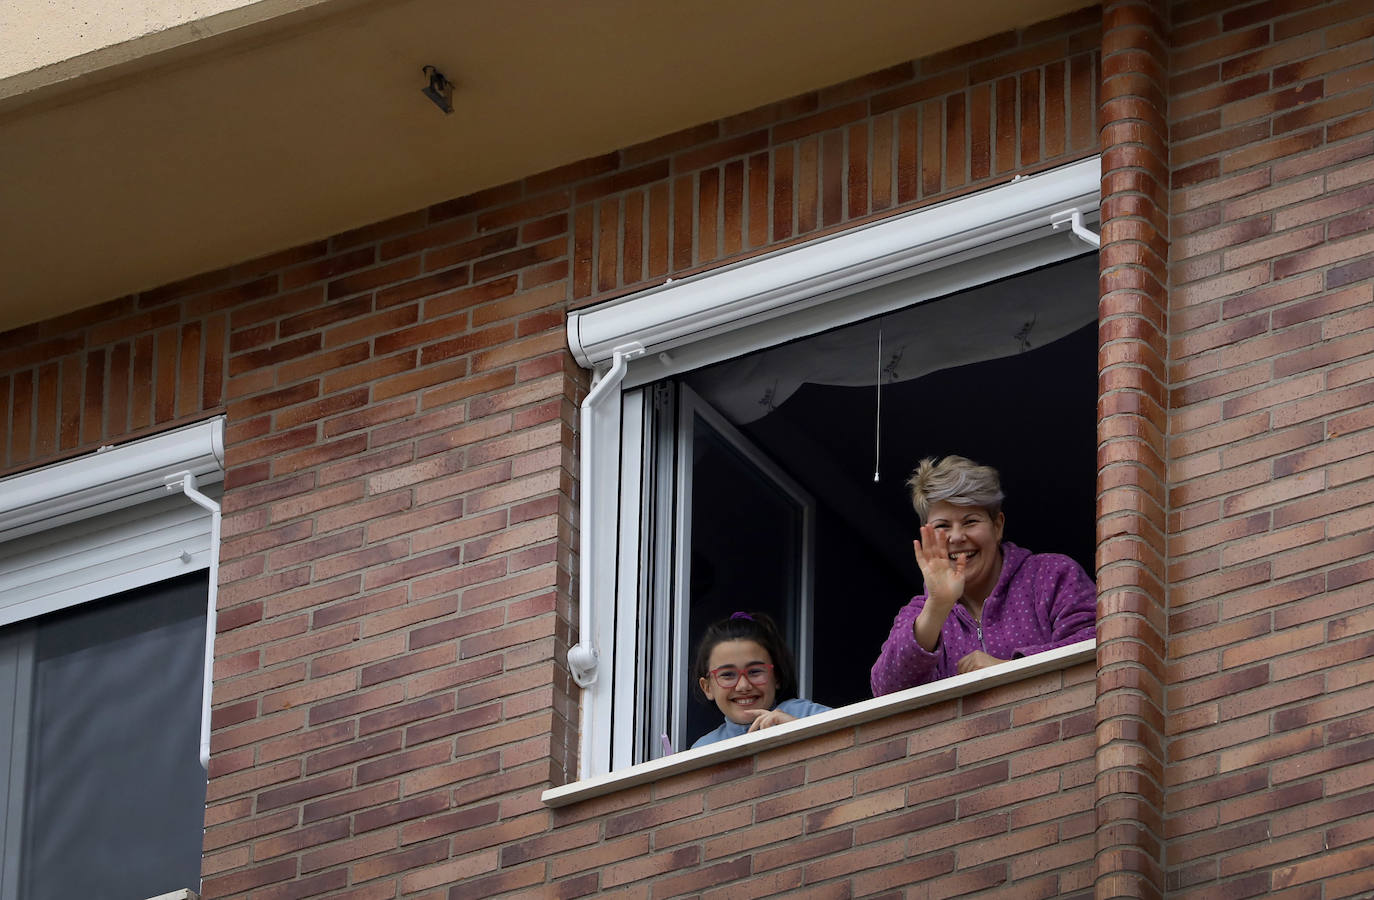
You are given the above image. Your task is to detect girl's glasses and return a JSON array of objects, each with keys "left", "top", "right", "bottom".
[{"left": 708, "top": 663, "right": 774, "bottom": 689}]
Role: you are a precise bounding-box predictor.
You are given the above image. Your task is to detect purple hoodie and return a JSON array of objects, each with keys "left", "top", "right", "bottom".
[{"left": 871, "top": 541, "right": 1097, "bottom": 696}]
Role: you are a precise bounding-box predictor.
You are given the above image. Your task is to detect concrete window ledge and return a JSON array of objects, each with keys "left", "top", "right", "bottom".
[{"left": 542, "top": 638, "right": 1096, "bottom": 807}]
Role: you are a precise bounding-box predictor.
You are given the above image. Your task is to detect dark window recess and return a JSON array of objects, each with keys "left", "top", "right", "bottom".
[{"left": 672, "top": 254, "right": 1097, "bottom": 732}]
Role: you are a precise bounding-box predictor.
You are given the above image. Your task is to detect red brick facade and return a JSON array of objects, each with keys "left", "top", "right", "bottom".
[
  {"left": 1, "top": 1, "right": 1372, "bottom": 897},
  {"left": 1165, "top": 1, "right": 1374, "bottom": 896},
  {"left": 1096, "top": 1, "right": 1172, "bottom": 896}
]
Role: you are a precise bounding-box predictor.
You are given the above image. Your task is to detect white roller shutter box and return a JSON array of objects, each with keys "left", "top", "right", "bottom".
[{"left": 0, "top": 419, "right": 224, "bottom": 626}]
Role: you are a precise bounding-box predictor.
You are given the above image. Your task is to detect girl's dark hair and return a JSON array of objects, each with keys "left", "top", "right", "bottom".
[{"left": 691, "top": 612, "right": 799, "bottom": 703}]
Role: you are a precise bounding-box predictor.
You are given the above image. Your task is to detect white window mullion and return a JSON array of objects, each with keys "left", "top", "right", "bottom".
[
  {"left": 610, "top": 389, "right": 646, "bottom": 771},
  {"left": 642, "top": 384, "right": 679, "bottom": 762}
]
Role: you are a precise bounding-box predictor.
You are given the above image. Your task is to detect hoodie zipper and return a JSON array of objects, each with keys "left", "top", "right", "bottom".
[{"left": 961, "top": 604, "right": 985, "bottom": 650}]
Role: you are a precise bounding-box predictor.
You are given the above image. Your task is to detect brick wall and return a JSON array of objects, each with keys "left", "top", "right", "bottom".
[
  {"left": 1096, "top": 1, "right": 1172, "bottom": 897},
  {"left": 473, "top": 665, "right": 1096, "bottom": 900},
  {"left": 1165, "top": 0, "right": 1374, "bottom": 897},
  {"left": 3, "top": 0, "right": 1372, "bottom": 895},
  {"left": 565, "top": 12, "right": 1100, "bottom": 306},
  {"left": 0, "top": 10, "right": 1108, "bottom": 899}
]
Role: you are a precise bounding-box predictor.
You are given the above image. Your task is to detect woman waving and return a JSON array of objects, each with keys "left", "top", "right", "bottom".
[{"left": 871, "top": 456, "right": 1097, "bottom": 695}]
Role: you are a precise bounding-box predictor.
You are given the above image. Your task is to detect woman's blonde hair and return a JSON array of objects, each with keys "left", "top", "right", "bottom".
[{"left": 906, "top": 455, "right": 1005, "bottom": 524}]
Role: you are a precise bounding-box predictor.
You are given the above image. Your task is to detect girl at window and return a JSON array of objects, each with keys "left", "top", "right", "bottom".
[
  {"left": 691, "top": 612, "right": 831, "bottom": 749},
  {"left": 871, "top": 455, "right": 1097, "bottom": 696}
]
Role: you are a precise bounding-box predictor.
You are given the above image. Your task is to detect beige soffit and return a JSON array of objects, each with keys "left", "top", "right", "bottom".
[{"left": 0, "top": 0, "right": 1094, "bottom": 332}]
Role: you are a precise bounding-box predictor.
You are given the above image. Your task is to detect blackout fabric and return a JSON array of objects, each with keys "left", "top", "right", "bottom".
[
  {"left": 691, "top": 253, "right": 1099, "bottom": 425},
  {"left": 17, "top": 573, "right": 207, "bottom": 900}
]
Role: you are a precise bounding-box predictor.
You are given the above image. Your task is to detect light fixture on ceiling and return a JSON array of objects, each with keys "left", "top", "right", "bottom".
[{"left": 421, "top": 65, "right": 454, "bottom": 114}]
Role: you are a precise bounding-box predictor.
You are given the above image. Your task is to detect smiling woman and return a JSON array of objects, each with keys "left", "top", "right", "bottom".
[{"left": 870, "top": 455, "right": 1098, "bottom": 694}]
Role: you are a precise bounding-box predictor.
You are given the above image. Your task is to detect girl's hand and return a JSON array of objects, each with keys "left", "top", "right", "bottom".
[
  {"left": 744, "top": 708, "right": 797, "bottom": 733},
  {"left": 956, "top": 650, "right": 1005, "bottom": 674}
]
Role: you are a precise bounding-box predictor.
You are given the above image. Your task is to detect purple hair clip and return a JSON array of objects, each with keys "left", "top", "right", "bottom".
[{"left": 730, "top": 611, "right": 755, "bottom": 621}]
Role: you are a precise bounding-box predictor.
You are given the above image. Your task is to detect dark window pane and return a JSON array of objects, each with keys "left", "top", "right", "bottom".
[
  {"left": 685, "top": 416, "right": 805, "bottom": 745},
  {"left": 22, "top": 573, "right": 207, "bottom": 900}
]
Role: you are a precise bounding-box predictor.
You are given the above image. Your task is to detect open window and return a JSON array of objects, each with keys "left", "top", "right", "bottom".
[{"left": 569, "top": 159, "right": 1101, "bottom": 777}]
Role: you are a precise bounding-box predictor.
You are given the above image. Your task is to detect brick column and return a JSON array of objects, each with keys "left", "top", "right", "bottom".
[{"left": 1094, "top": 1, "right": 1170, "bottom": 898}]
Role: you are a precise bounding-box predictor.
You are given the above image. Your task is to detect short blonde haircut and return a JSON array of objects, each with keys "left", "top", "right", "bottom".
[{"left": 906, "top": 455, "right": 1005, "bottom": 524}]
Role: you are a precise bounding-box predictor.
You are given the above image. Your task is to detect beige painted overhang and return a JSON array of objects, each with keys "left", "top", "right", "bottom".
[{"left": 0, "top": 0, "right": 1091, "bottom": 333}]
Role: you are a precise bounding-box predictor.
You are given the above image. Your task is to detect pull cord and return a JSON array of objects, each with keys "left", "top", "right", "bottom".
[{"left": 873, "top": 324, "right": 882, "bottom": 483}]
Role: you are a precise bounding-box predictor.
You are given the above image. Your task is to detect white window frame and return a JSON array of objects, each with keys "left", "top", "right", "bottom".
[
  {"left": 567, "top": 157, "right": 1101, "bottom": 780},
  {"left": 0, "top": 418, "right": 224, "bottom": 897},
  {"left": 0, "top": 418, "right": 225, "bottom": 757}
]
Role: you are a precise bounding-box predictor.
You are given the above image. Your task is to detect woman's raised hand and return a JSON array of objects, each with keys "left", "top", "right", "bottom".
[{"left": 912, "top": 524, "right": 967, "bottom": 608}]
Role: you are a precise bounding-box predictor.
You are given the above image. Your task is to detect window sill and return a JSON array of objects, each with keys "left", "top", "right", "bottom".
[{"left": 542, "top": 638, "right": 1095, "bottom": 807}]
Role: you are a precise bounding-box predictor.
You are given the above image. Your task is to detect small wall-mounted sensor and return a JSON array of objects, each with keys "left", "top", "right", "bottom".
[{"left": 421, "top": 65, "right": 454, "bottom": 114}]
